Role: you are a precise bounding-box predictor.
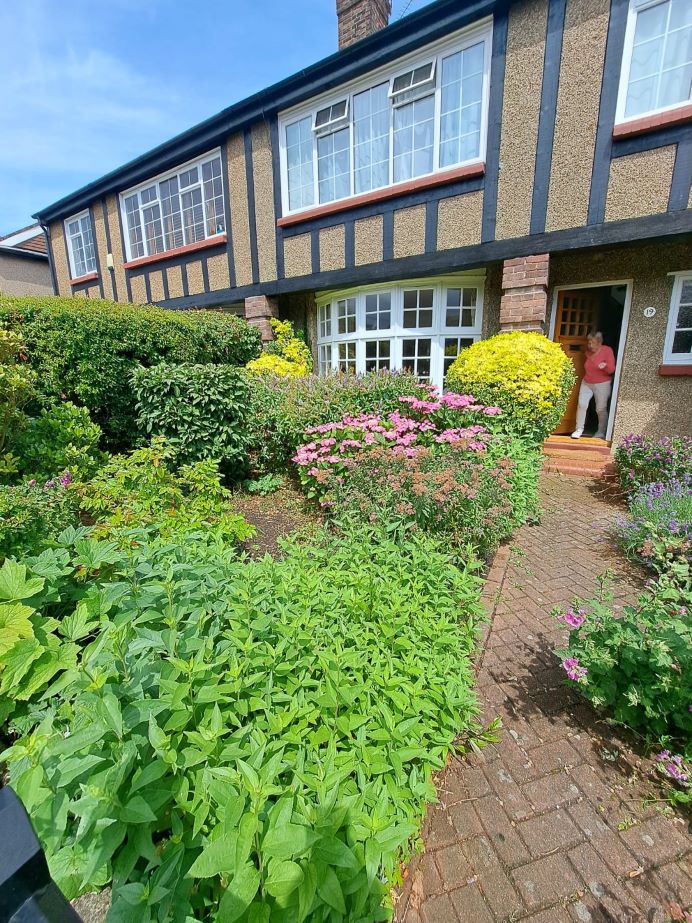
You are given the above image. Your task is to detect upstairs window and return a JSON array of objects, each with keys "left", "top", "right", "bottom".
[
  {"left": 617, "top": 0, "right": 692, "bottom": 123},
  {"left": 120, "top": 151, "right": 226, "bottom": 261},
  {"left": 280, "top": 21, "right": 492, "bottom": 214},
  {"left": 65, "top": 210, "right": 96, "bottom": 278}
]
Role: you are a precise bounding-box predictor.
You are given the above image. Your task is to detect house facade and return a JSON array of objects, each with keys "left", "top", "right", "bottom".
[
  {"left": 0, "top": 225, "right": 52, "bottom": 296},
  {"left": 35, "top": 0, "right": 691, "bottom": 442}
]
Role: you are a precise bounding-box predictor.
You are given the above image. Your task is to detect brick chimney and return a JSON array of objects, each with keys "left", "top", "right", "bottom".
[{"left": 336, "top": 0, "right": 392, "bottom": 49}]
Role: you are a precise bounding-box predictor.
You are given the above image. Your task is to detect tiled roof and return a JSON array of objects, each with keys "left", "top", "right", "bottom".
[
  {"left": 14, "top": 234, "right": 47, "bottom": 254},
  {"left": 0, "top": 224, "right": 48, "bottom": 256}
]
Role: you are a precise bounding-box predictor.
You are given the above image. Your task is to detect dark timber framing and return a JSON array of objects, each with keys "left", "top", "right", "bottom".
[
  {"left": 480, "top": 1, "right": 508, "bottom": 243},
  {"left": 530, "top": 0, "right": 567, "bottom": 234},
  {"left": 669, "top": 136, "right": 692, "bottom": 212},
  {"left": 243, "top": 129, "right": 260, "bottom": 285},
  {"left": 100, "top": 198, "right": 117, "bottom": 301}
]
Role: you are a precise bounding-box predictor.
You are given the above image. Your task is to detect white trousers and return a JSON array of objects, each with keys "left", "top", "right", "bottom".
[{"left": 576, "top": 379, "right": 611, "bottom": 434}]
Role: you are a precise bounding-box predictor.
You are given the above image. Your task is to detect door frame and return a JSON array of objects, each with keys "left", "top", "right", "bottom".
[{"left": 548, "top": 279, "right": 633, "bottom": 441}]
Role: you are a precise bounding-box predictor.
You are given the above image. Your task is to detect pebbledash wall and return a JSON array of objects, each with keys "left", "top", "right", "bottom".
[{"left": 39, "top": 0, "right": 692, "bottom": 437}]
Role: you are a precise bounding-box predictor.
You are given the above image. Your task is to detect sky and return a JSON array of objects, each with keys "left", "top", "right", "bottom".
[{"left": 0, "top": 0, "right": 428, "bottom": 235}]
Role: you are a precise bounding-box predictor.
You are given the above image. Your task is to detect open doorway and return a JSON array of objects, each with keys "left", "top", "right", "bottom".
[{"left": 550, "top": 283, "right": 629, "bottom": 439}]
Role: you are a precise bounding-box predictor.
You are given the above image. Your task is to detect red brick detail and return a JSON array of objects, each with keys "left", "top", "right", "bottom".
[
  {"left": 244, "top": 295, "right": 279, "bottom": 343},
  {"left": 500, "top": 254, "right": 549, "bottom": 332},
  {"left": 122, "top": 234, "right": 227, "bottom": 270},
  {"left": 658, "top": 363, "right": 692, "bottom": 376},
  {"left": 277, "top": 162, "right": 485, "bottom": 228},
  {"left": 612, "top": 102, "right": 692, "bottom": 139},
  {"left": 70, "top": 271, "right": 98, "bottom": 286},
  {"left": 336, "top": 0, "right": 391, "bottom": 49}
]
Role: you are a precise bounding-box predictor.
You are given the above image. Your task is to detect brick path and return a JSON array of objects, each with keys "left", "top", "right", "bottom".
[{"left": 399, "top": 473, "right": 691, "bottom": 923}]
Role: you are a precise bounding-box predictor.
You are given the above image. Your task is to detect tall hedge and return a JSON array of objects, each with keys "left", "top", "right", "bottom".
[{"left": 0, "top": 296, "right": 261, "bottom": 448}]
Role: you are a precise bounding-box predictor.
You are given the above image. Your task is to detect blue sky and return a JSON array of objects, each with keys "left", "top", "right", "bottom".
[{"left": 0, "top": 0, "right": 426, "bottom": 235}]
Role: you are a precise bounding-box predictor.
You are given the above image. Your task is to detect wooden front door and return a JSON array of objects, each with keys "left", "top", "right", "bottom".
[{"left": 553, "top": 289, "right": 601, "bottom": 434}]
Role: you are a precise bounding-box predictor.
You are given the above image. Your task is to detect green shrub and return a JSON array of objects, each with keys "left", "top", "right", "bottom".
[
  {"left": 0, "top": 327, "right": 35, "bottom": 458},
  {"left": 11, "top": 402, "right": 105, "bottom": 483},
  {"left": 0, "top": 296, "right": 261, "bottom": 448},
  {"left": 246, "top": 371, "right": 427, "bottom": 472},
  {"left": 446, "top": 331, "right": 576, "bottom": 443},
  {"left": 555, "top": 566, "right": 691, "bottom": 807},
  {"left": 3, "top": 523, "right": 482, "bottom": 920},
  {"left": 78, "top": 439, "right": 255, "bottom": 544},
  {"left": 132, "top": 363, "right": 251, "bottom": 476},
  {"left": 0, "top": 477, "right": 78, "bottom": 559},
  {"left": 618, "top": 478, "right": 692, "bottom": 574},
  {"left": 614, "top": 433, "right": 692, "bottom": 494},
  {"left": 246, "top": 319, "right": 313, "bottom": 376}
]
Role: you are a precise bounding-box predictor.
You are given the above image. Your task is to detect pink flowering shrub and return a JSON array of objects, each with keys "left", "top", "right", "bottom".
[
  {"left": 554, "top": 567, "right": 691, "bottom": 807},
  {"left": 292, "top": 388, "right": 527, "bottom": 557}
]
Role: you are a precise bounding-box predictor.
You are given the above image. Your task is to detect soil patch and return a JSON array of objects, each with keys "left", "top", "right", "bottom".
[{"left": 230, "top": 484, "right": 320, "bottom": 558}]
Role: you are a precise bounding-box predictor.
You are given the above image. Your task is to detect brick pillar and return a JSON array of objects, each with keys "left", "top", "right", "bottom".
[
  {"left": 336, "top": 0, "right": 391, "bottom": 49},
  {"left": 244, "top": 295, "right": 279, "bottom": 343},
  {"left": 499, "top": 254, "right": 550, "bottom": 333}
]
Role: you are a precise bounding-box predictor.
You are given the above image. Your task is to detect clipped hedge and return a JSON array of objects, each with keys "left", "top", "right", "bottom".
[
  {"left": 446, "top": 331, "right": 576, "bottom": 443},
  {"left": 132, "top": 363, "right": 251, "bottom": 477},
  {"left": 0, "top": 296, "right": 261, "bottom": 448}
]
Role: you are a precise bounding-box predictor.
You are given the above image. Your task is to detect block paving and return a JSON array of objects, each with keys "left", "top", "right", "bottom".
[{"left": 398, "top": 473, "right": 691, "bottom": 923}]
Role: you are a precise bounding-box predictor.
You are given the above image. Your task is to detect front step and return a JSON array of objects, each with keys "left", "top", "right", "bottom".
[{"left": 543, "top": 435, "right": 614, "bottom": 478}]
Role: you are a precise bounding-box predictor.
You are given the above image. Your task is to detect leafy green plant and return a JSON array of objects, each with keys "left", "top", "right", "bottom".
[
  {"left": 245, "top": 371, "right": 426, "bottom": 472},
  {"left": 0, "top": 478, "right": 78, "bottom": 559},
  {"left": 445, "top": 331, "right": 576, "bottom": 443},
  {"left": 614, "top": 434, "right": 692, "bottom": 494},
  {"left": 554, "top": 567, "right": 691, "bottom": 808},
  {"left": 0, "top": 327, "right": 35, "bottom": 456},
  {"left": 132, "top": 363, "right": 251, "bottom": 478},
  {"left": 78, "top": 439, "right": 254, "bottom": 544},
  {"left": 4, "top": 523, "right": 483, "bottom": 921},
  {"left": 242, "top": 474, "right": 285, "bottom": 495},
  {"left": 0, "top": 296, "right": 261, "bottom": 449},
  {"left": 11, "top": 402, "right": 105, "bottom": 483}
]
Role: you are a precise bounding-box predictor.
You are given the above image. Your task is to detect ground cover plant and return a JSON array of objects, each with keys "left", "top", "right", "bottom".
[
  {"left": 293, "top": 388, "right": 539, "bottom": 558},
  {"left": 0, "top": 296, "right": 261, "bottom": 448},
  {"left": 2, "top": 523, "right": 483, "bottom": 922},
  {"left": 446, "top": 331, "right": 576, "bottom": 442},
  {"left": 617, "top": 476, "right": 692, "bottom": 572},
  {"left": 245, "top": 371, "right": 427, "bottom": 472},
  {"left": 614, "top": 433, "right": 692, "bottom": 494}
]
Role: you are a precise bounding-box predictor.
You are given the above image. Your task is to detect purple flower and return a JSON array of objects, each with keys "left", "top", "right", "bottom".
[
  {"left": 59, "top": 470, "right": 72, "bottom": 487},
  {"left": 563, "top": 608, "right": 586, "bottom": 629},
  {"left": 562, "top": 657, "right": 588, "bottom": 683},
  {"left": 655, "top": 751, "right": 689, "bottom": 786}
]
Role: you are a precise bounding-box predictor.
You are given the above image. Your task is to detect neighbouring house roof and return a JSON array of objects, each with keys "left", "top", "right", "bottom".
[
  {"left": 33, "top": 0, "right": 491, "bottom": 224},
  {"left": 0, "top": 224, "right": 48, "bottom": 260}
]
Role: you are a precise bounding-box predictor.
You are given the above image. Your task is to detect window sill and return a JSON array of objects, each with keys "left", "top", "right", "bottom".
[
  {"left": 658, "top": 363, "right": 692, "bottom": 376},
  {"left": 613, "top": 103, "right": 692, "bottom": 139},
  {"left": 123, "top": 234, "right": 227, "bottom": 270},
  {"left": 277, "top": 162, "right": 485, "bottom": 228},
  {"left": 70, "top": 272, "right": 98, "bottom": 286}
]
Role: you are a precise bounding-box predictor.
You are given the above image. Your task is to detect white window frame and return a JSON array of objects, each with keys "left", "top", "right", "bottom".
[
  {"left": 315, "top": 273, "right": 485, "bottom": 391},
  {"left": 615, "top": 0, "right": 692, "bottom": 127},
  {"left": 278, "top": 18, "right": 493, "bottom": 216},
  {"left": 663, "top": 271, "right": 692, "bottom": 363},
  {"left": 64, "top": 209, "right": 97, "bottom": 279},
  {"left": 119, "top": 149, "right": 226, "bottom": 262}
]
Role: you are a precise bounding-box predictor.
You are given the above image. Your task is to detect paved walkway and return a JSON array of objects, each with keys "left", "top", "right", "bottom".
[{"left": 399, "top": 473, "right": 691, "bottom": 923}]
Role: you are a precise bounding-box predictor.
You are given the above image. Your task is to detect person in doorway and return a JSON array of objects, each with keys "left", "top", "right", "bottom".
[{"left": 572, "top": 331, "right": 616, "bottom": 440}]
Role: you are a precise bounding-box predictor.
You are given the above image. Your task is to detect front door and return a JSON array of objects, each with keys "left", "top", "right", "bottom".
[{"left": 553, "top": 289, "right": 601, "bottom": 434}]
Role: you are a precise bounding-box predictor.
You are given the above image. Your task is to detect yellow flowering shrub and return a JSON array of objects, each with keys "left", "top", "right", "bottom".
[
  {"left": 246, "top": 319, "right": 312, "bottom": 377},
  {"left": 446, "top": 331, "right": 575, "bottom": 442}
]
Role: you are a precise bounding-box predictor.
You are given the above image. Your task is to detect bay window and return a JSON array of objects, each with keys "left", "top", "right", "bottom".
[
  {"left": 65, "top": 210, "right": 97, "bottom": 278},
  {"left": 617, "top": 0, "right": 692, "bottom": 124},
  {"left": 316, "top": 275, "right": 484, "bottom": 391},
  {"left": 120, "top": 151, "right": 226, "bottom": 261},
  {"left": 279, "top": 20, "right": 492, "bottom": 215}
]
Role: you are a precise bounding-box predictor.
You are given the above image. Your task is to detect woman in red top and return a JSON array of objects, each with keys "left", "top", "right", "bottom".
[{"left": 572, "top": 331, "right": 616, "bottom": 440}]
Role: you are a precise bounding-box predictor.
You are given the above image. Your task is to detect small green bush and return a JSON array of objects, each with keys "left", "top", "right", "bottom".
[
  {"left": 446, "top": 332, "right": 576, "bottom": 443},
  {"left": 11, "top": 402, "right": 105, "bottom": 483},
  {"left": 3, "top": 523, "right": 482, "bottom": 920},
  {"left": 78, "top": 439, "right": 255, "bottom": 543},
  {"left": 246, "top": 371, "right": 427, "bottom": 472},
  {"left": 0, "top": 327, "right": 35, "bottom": 458},
  {"left": 132, "top": 363, "right": 251, "bottom": 476},
  {"left": 618, "top": 478, "right": 692, "bottom": 574},
  {"left": 614, "top": 433, "right": 692, "bottom": 494},
  {"left": 0, "top": 477, "right": 78, "bottom": 559},
  {"left": 0, "top": 296, "right": 261, "bottom": 448}
]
